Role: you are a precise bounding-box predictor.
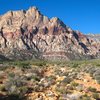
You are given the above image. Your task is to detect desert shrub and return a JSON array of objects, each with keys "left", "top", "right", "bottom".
[
  {"left": 68, "top": 72, "right": 78, "bottom": 79},
  {"left": 33, "top": 83, "right": 44, "bottom": 92},
  {"left": 92, "top": 93, "right": 100, "bottom": 99},
  {"left": 93, "top": 70, "right": 100, "bottom": 77},
  {"left": 61, "top": 77, "right": 72, "bottom": 84},
  {"left": 55, "top": 86, "right": 67, "bottom": 94},
  {"left": 31, "top": 60, "right": 47, "bottom": 67},
  {"left": 0, "top": 65, "right": 8, "bottom": 71},
  {"left": 5, "top": 60, "right": 31, "bottom": 69},
  {"left": 54, "top": 69, "right": 64, "bottom": 76},
  {"left": 84, "top": 66, "right": 93, "bottom": 73},
  {"left": 96, "top": 80, "right": 100, "bottom": 84},
  {"left": 31, "top": 75, "right": 40, "bottom": 81},
  {"left": 4, "top": 74, "right": 28, "bottom": 98},
  {"left": 68, "top": 62, "right": 79, "bottom": 68},
  {"left": 80, "top": 94, "right": 91, "bottom": 100},
  {"left": 96, "top": 64, "right": 100, "bottom": 67},
  {"left": 88, "top": 67, "right": 96, "bottom": 77},
  {"left": 4, "top": 94, "right": 25, "bottom": 100},
  {"left": 0, "top": 72, "right": 4, "bottom": 80},
  {"left": 94, "top": 76, "right": 100, "bottom": 84},
  {"left": 8, "top": 72, "right": 15, "bottom": 78},
  {"left": 66, "top": 85, "right": 74, "bottom": 90},
  {"left": 70, "top": 81, "right": 79, "bottom": 87},
  {"left": 72, "top": 63, "right": 79, "bottom": 68},
  {"left": 76, "top": 84, "right": 84, "bottom": 92},
  {"left": 0, "top": 85, "right": 5, "bottom": 92},
  {"left": 46, "top": 75, "right": 56, "bottom": 84},
  {"left": 87, "top": 87, "right": 97, "bottom": 92}
]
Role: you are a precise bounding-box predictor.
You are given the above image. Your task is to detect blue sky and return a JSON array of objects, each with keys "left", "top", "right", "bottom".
[{"left": 0, "top": 0, "right": 100, "bottom": 34}]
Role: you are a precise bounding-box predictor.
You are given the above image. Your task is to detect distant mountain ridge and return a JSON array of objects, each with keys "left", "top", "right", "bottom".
[
  {"left": 86, "top": 34, "right": 100, "bottom": 42},
  {"left": 0, "top": 7, "right": 99, "bottom": 60}
]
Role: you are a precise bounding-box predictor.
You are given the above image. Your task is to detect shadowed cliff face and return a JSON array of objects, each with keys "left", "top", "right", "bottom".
[{"left": 0, "top": 7, "right": 99, "bottom": 60}]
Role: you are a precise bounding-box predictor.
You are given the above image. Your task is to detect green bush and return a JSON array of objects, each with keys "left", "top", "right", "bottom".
[
  {"left": 95, "top": 76, "right": 100, "bottom": 84},
  {"left": 71, "top": 81, "right": 79, "bottom": 87},
  {"left": 31, "top": 75, "right": 40, "bottom": 81},
  {"left": 87, "top": 87, "right": 97, "bottom": 92},
  {"left": 92, "top": 93, "right": 99, "bottom": 99},
  {"left": 8, "top": 72, "right": 15, "bottom": 78},
  {"left": 0, "top": 85, "right": 5, "bottom": 91},
  {"left": 80, "top": 94, "right": 91, "bottom": 100}
]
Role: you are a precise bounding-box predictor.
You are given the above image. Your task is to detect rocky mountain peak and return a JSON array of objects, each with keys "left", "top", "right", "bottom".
[
  {"left": 28, "top": 6, "right": 38, "bottom": 12},
  {"left": 50, "top": 17, "right": 62, "bottom": 24},
  {"left": 0, "top": 7, "right": 99, "bottom": 60},
  {"left": 50, "top": 17, "right": 66, "bottom": 28}
]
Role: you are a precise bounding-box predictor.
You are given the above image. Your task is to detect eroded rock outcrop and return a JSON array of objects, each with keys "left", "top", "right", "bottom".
[{"left": 0, "top": 7, "right": 99, "bottom": 60}]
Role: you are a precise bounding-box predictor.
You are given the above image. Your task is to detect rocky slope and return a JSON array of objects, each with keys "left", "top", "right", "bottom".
[{"left": 0, "top": 7, "right": 99, "bottom": 60}]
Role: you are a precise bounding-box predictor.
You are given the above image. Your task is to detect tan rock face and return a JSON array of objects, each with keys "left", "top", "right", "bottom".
[{"left": 0, "top": 7, "right": 99, "bottom": 60}]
